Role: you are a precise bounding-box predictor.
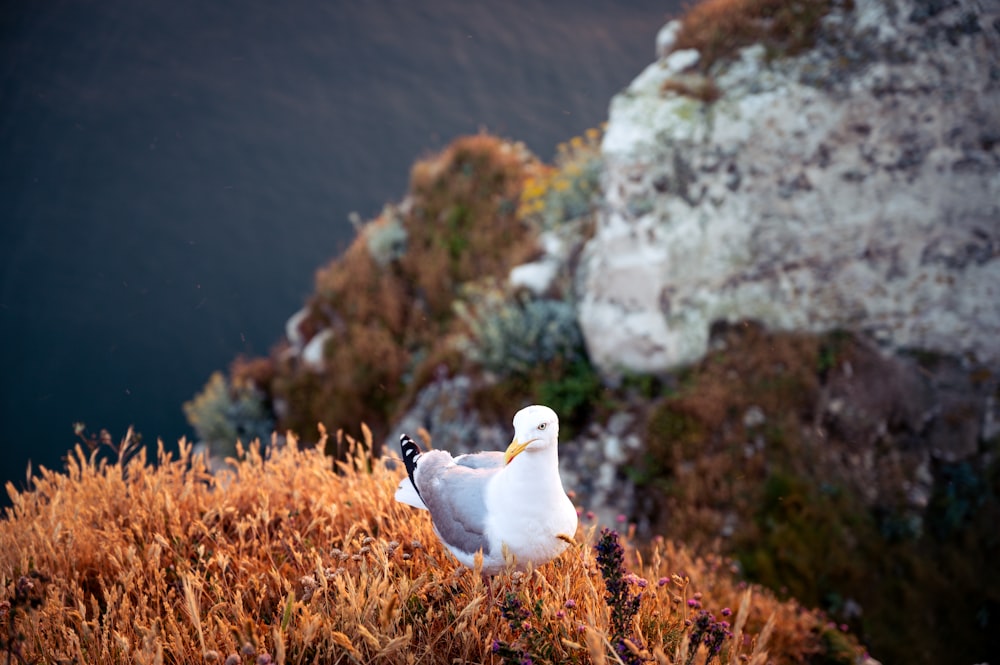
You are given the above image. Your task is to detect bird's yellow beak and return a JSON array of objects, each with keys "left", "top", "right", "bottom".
[{"left": 504, "top": 437, "right": 535, "bottom": 465}]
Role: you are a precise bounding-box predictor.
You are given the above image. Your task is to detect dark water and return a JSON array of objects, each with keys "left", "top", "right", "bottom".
[{"left": 0, "top": 0, "right": 675, "bottom": 499}]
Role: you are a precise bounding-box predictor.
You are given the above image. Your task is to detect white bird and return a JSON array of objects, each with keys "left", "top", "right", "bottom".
[{"left": 394, "top": 404, "right": 578, "bottom": 575}]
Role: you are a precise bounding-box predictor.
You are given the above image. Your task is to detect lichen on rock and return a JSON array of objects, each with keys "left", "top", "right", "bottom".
[{"left": 579, "top": 0, "right": 1000, "bottom": 379}]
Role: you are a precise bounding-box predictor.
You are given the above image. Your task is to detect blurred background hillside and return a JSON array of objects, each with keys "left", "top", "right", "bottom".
[{"left": 0, "top": 0, "right": 672, "bottom": 493}]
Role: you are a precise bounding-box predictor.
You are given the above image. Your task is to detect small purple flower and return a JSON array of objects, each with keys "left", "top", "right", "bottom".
[
  {"left": 616, "top": 513, "right": 626, "bottom": 523},
  {"left": 556, "top": 610, "right": 565, "bottom": 619},
  {"left": 688, "top": 609, "right": 734, "bottom": 658},
  {"left": 491, "top": 640, "right": 501, "bottom": 654},
  {"left": 564, "top": 599, "right": 577, "bottom": 609},
  {"left": 721, "top": 607, "right": 732, "bottom": 617},
  {"left": 658, "top": 577, "right": 669, "bottom": 587},
  {"left": 595, "top": 529, "right": 644, "bottom": 665},
  {"left": 586, "top": 511, "right": 596, "bottom": 521}
]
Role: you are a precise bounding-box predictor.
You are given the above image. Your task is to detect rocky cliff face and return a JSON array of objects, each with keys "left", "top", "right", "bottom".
[
  {"left": 191, "top": 5, "right": 1000, "bottom": 660},
  {"left": 577, "top": 0, "right": 1000, "bottom": 377}
]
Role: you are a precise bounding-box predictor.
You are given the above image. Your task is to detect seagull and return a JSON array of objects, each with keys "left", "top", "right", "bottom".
[{"left": 394, "top": 404, "right": 578, "bottom": 575}]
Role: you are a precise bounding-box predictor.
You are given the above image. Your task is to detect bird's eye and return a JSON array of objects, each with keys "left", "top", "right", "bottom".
[{"left": 538, "top": 423, "right": 547, "bottom": 430}]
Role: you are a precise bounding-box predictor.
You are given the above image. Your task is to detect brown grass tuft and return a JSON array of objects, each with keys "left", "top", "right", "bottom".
[
  {"left": 660, "top": 76, "right": 723, "bottom": 104},
  {"left": 1, "top": 432, "right": 849, "bottom": 664},
  {"left": 672, "top": 0, "right": 843, "bottom": 72},
  {"left": 265, "top": 133, "right": 540, "bottom": 448}
]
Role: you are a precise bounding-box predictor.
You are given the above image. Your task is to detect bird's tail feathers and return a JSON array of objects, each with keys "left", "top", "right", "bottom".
[{"left": 394, "top": 478, "right": 427, "bottom": 509}]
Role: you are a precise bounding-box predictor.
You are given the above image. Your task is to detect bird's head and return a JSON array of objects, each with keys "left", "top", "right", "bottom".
[{"left": 504, "top": 404, "right": 560, "bottom": 465}]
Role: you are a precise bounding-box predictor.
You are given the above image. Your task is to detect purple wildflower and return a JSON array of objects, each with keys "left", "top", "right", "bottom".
[
  {"left": 686, "top": 609, "right": 734, "bottom": 665},
  {"left": 595, "top": 529, "right": 644, "bottom": 665}
]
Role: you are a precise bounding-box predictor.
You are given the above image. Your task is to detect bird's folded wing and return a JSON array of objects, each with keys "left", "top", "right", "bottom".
[
  {"left": 418, "top": 455, "right": 499, "bottom": 557},
  {"left": 453, "top": 450, "right": 504, "bottom": 470}
]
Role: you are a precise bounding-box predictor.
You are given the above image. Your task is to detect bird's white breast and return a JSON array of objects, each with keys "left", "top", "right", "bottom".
[{"left": 484, "top": 473, "right": 578, "bottom": 568}]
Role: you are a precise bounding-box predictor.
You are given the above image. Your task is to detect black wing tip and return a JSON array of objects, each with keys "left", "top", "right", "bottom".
[
  {"left": 400, "top": 432, "right": 420, "bottom": 451},
  {"left": 399, "top": 432, "right": 422, "bottom": 498}
]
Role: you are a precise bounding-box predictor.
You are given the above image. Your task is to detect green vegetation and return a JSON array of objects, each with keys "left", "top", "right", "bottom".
[
  {"left": 183, "top": 370, "right": 275, "bottom": 458},
  {"left": 637, "top": 322, "right": 1000, "bottom": 665},
  {"left": 454, "top": 286, "right": 585, "bottom": 378},
  {"left": 518, "top": 127, "right": 603, "bottom": 231}
]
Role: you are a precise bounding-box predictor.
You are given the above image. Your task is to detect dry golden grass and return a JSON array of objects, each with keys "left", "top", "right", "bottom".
[{"left": 0, "top": 429, "right": 852, "bottom": 664}]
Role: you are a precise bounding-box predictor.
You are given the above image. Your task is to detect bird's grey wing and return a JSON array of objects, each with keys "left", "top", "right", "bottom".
[
  {"left": 417, "top": 455, "right": 500, "bottom": 557},
  {"left": 453, "top": 451, "right": 505, "bottom": 470}
]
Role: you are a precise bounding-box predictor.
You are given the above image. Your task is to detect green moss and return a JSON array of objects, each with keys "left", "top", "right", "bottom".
[
  {"left": 537, "top": 358, "right": 605, "bottom": 435},
  {"left": 638, "top": 401, "right": 708, "bottom": 485},
  {"left": 443, "top": 204, "right": 471, "bottom": 260},
  {"left": 648, "top": 404, "right": 706, "bottom": 455},
  {"left": 817, "top": 626, "right": 858, "bottom": 665},
  {"left": 620, "top": 372, "right": 663, "bottom": 401},
  {"left": 817, "top": 329, "right": 851, "bottom": 375},
  {"left": 470, "top": 355, "right": 607, "bottom": 444},
  {"left": 737, "top": 469, "right": 874, "bottom": 615}
]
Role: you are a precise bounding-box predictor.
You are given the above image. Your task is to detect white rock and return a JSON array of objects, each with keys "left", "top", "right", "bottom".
[
  {"left": 285, "top": 307, "right": 309, "bottom": 351},
  {"left": 743, "top": 406, "right": 766, "bottom": 429},
  {"left": 301, "top": 329, "right": 333, "bottom": 371},
  {"left": 604, "top": 437, "right": 625, "bottom": 464},
  {"left": 655, "top": 20, "right": 682, "bottom": 59},
  {"left": 509, "top": 260, "right": 559, "bottom": 296},
  {"left": 580, "top": 0, "right": 1000, "bottom": 377},
  {"left": 664, "top": 48, "right": 699, "bottom": 74}
]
